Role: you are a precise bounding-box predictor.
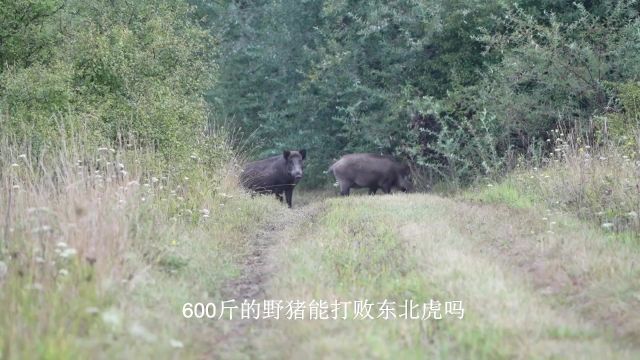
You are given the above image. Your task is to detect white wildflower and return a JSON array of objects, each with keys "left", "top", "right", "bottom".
[
  {"left": 31, "top": 225, "right": 52, "bottom": 234},
  {"left": 169, "top": 339, "right": 184, "bottom": 348},
  {"left": 59, "top": 248, "right": 78, "bottom": 258},
  {"left": 58, "top": 269, "right": 69, "bottom": 276},
  {"left": 601, "top": 222, "right": 614, "bottom": 230},
  {"left": 101, "top": 308, "right": 122, "bottom": 329}
]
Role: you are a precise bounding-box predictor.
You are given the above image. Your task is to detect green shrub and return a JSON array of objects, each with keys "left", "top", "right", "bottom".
[{"left": 1, "top": 0, "right": 216, "bottom": 162}]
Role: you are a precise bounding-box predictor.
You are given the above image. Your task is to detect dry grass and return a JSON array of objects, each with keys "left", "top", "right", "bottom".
[
  {"left": 0, "top": 132, "right": 286, "bottom": 359},
  {"left": 3, "top": 122, "right": 639, "bottom": 358},
  {"left": 472, "top": 129, "right": 640, "bottom": 242}
]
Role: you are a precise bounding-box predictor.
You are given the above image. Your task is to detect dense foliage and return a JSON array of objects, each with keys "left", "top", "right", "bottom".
[
  {"left": 205, "top": 0, "right": 640, "bottom": 187},
  {"left": 1, "top": 0, "right": 215, "bottom": 162},
  {"left": 2, "top": 0, "right": 639, "bottom": 187}
]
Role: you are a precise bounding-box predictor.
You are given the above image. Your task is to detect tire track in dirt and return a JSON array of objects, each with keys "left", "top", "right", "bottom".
[{"left": 210, "top": 202, "right": 324, "bottom": 359}]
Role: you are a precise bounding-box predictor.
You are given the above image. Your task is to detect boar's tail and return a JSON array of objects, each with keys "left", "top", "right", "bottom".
[{"left": 325, "top": 163, "right": 335, "bottom": 176}]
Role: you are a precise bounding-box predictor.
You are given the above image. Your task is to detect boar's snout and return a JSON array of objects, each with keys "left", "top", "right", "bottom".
[
  {"left": 284, "top": 149, "right": 306, "bottom": 182},
  {"left": 399, "top": 174, "right": 413, "bottom": 192}
]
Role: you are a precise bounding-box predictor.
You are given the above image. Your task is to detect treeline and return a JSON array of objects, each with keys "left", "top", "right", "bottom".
[
  {"left": 202, "top": 0, "right": 640, "bottom": 187},
  {"left": 1, "top": 0, "right": 218, "bottom": 166},
  {"left": 3, "top": 0, "right": 638, "bottom": 188}
]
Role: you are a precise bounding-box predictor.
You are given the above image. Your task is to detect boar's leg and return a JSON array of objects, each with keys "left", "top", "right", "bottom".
[
  {"left": 382, "top": 184, "right": 392, "bottom": 194},
  {"left": 338, "top": 180, "right": 351, "bottom": 196},
  {"left": 275, "top": 191, "right": 284, "bottom": 203},
  {"left": 284, "top": 187, "right": 294, "bottom": 208},
  {"left": 368, "top": 187, "right": 378, "bottom": 195}
]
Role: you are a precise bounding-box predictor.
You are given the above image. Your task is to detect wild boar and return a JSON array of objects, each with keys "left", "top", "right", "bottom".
[
  {"left": 241, "top": 149, "right": 306, "bottom": 208},
  {"left": 328, "top": 153, "right": 412, "bottom": 196}
]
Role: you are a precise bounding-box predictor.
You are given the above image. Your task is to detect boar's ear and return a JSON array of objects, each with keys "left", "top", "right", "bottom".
[
  {"left": 283, "top": 150, "right": 291, "bottom": 160},
  {"left": 299, "top": 149, "right": 306, "bottom": 160}
]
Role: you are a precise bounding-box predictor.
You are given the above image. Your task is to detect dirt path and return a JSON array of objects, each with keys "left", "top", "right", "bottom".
[
  {"left": 200, "top": 193, "right": 639, "bottom": 358},
  {"left": 212, "top": 202, "right": 324, "bottom": 358}
]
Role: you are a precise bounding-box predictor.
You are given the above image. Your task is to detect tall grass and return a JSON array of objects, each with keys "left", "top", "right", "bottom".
[
  {"left": 471, "top": 124, "right": 640, "bottom": 243},
  {"left": 0, "top": 117, "right": 281, "bottom": 358}
]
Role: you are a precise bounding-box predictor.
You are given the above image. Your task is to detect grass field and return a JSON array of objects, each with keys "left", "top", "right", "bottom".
[
  {"left": 2, "top": 166, "right": 639, "bottom": 359},
  {"left": 234, "top": 193, "right": 640, "bottom": 359}
]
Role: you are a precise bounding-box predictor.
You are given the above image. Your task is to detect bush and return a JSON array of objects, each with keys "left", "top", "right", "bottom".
[{"left": 1, "top": 0, "right": 216, "bottom": 162}]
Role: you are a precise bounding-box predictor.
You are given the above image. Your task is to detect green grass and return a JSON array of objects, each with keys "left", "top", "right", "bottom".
[
  {"left": 3, "top": 142, "right": 640, "bottom": 359},
  {"left": 463, "top": 158, "right": 640, "bottom": 246},
  {"left": 246, "top": 194, "right": 639, "bottom": 359},
  {"left": 464, "top": 180, "right": 536, "bottom": 209}
]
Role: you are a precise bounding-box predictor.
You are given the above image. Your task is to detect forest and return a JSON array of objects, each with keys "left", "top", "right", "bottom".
[{"left": 1, "top": 0, "right": 640, "bottom": 358}]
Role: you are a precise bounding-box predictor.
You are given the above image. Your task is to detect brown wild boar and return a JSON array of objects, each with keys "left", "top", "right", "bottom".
[
  {"left": 241, "top": 149, "right": 306, "bottom": 208},
  {"left": 328, "top": 153, "right": 412, "bottom": 196}
]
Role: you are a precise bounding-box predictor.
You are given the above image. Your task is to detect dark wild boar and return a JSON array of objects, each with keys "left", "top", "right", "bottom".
[
  {"left": 328, "top": 153, "right": 412, "bottom": 196},
  {"left": 241, "top": 149, "right": 306, "bottom": 208}
]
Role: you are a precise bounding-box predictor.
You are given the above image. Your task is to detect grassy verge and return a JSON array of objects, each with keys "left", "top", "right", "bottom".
[
  {"left": 466, "top": 141, "right": 640, "bottom": 244},
  {"left": 0, "top": 140, "right": 285, "bottom": 359}
]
